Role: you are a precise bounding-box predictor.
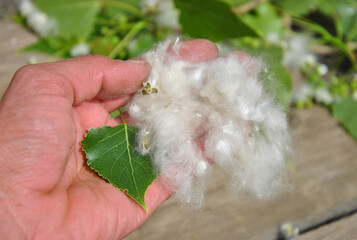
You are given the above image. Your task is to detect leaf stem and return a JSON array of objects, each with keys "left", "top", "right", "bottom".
[
  {"left": 293, "top": 17, "right": 357, "bottom": 71},
  {"left": 107, "top": 20, "right": 147, "bottom": 59},
  {"left": 120, "top": 110, "right": 126, "bottom": 125},
  {"left": 120, "top": 114, "right": 126, "bottom": 125}
]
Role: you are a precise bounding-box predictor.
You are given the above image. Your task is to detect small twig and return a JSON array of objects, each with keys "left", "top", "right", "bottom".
[
  {"left": 232, "top": 0, "right": 271, "bottom": 14},
  {"left": 348, "top": 42, "right": 357, "bottom": 52},
  {"left": 309, "top": 44, "right": 338, "bottom": 55},
  {"left": 107, "top": 21, "right": 146, "bottom": 59},
  {"left": 294, "top": 18, "right": 357, "bottom": 71},
  {"left": 282, "top": 12, "right": 292, "bottom": 30}
]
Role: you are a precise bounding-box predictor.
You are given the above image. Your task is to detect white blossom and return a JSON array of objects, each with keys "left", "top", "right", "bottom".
[
  {"left": 293, "top": 84, "right": 313, "bottom": 102},
  {"left": 141, "top": 0, "right": 179, "bottom": 29},
  {"left": 19, "top": 0, "right": 36, "bottom": 17},
  {"left": 27, "top": 56, "right": 38, "bottom": 64},
  {"left": 18, "top": 0, "right": 56, "bottom": 37},
  {"left": 317, "top": 64, "right": 328, "bottom": 76},
  {"left": 315, "top": 88, "right": 333, "bottom": 105},
  {"left": 303, "top": 54, "right": 317, "bottom": 67},
  {"left": 27, "top": 11, "right": 56, "bottom": 37},
  {"left": 283, "top": 35, "right": 316, "bottom": 69},
  {"left": 266, "top": 32, "right": 280, "bottom": 44},
  {"left": 352, "top": 91, "right": 357, "bottom": 100},
  {"left": 128, "top": 39, "right": 291, "bottom": 206},
  {"left": 70, "top": 43, "right": 90, "bottom": 57}
]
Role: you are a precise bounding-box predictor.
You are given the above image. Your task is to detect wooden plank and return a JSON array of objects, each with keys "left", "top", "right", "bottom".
[
  {"left": 125, "top": 79, "right": 357, "bottom": 239},
  {"left": 0, "top": 0, "right": 16, "bottom": 18},
  {"left": 0, "top": 19, "right": 48, "bottom": 97},
  {"left": 1, "top": 19, "right": 357, "bottom": 240},
  {"left": 297, "top": 213, "right": 357, "bottom": 240}
]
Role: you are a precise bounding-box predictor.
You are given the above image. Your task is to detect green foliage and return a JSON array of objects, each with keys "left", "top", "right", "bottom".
[
  {"left": 21, "top": 38, "right": 59, "bottom": 55},
  {"left": 35, "top": 0, "right": 101, "bottom": 39},
  {"left": 24, "top": 0, "right": 154, "bottom": 59},
  {"left": 223, "top": 0, "right": 251, "bottom": 5},
  {"left": 127, "top": 33, "right": 156, "bottom": 58},
  {"left": 81, "top": 124, "right": 157, "bottom": 211},
  {"left": 104, "top": 0, "right": 142, "bottom": 17},
  {"left": 240, "top": 3, "right": 283, "bottom": 42},
  {"left": 332, "top": 99, "right": 357, "bottom": 140},
  {"left": 274, "top": 0, "right": 357, "bottom": 48},
  {"left": 318, "top": 0, "right": 357, "bottom": 40},
  {"left": 174, "top": 0, "right": 258, "bottom": 41},
  {"left": 273, "top": 0, "right": 319, "bottom": 15}
]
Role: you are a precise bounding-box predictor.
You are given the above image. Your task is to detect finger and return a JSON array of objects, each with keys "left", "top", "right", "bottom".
[
  {"left": 143, "top": 177, "right": 172, "bottom": 212},
  {"left": 74, "top": 100, "right": 121, "bottom": 128},
  {"left": 234, "top": 51, "right": 256, "bottom": 74},
  {"left": 172, "top": 39, "right": 219, "bottom": 63},
  {"left": 101, "top": 39, "right": 219, "bottom": 112},
  {"left": 117, "top": 178, "right": 172, "bottom": 238},
  {"left": 65, "top": 168, "right": 171, "bottom": 240},
  {"left": 5, "top": 55, "right": 151, "bottom": 106},
  {"left": 101, "top": 95, "right": 132, "bottom": 112}
]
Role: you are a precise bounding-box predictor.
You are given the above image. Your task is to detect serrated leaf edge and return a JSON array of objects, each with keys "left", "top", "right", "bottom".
[{"left": 81, "top": 124, "right": 156, "bottom": 212}]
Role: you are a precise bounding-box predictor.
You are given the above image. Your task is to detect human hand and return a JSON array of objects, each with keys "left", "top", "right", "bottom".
[{"left": 0, "top": 39, "right": 218, "bottom": 240}]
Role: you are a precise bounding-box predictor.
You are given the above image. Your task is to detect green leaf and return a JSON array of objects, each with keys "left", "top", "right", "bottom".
[
  {"left": 81, "top": 124, "right": 157, "bottom": 211},
  {"left": 222, "top": 0, "right": 251, "bottom": 5},
  {"left": 319, "top": 0, "right": 357, "bottom": 40},
  {"left": 260, "top": 47, "right": 292, "bottom": 109},
  {"left": 103, "top": 0, "right": 142, "bottom": 17},
  {"left": 174, "top": 0, "right": 258, "bottom": 42},
  {"left": 267, "top": 64, "right": 292, "bottom": 109},
  {"left": 35, "top": 0, "right": 100, "bottom": 39},
  {"left": 20, "top": 38, "right": 58, "bottom": 54},
  {"left": 12, "top": 13, "right": 27, "bottom": 26},
  {"left": 240, "top": 3, "right": 284, "bottom": 42},
  {"left": 276, "top": 0, "right": 357, "bottom": 41},
  {"left": 91, "top": 36, "right": 120, "bottom": 56},
  {"left": 332, "top": 99, "right": 357, "bottom": 141},
  {"left": 128, "top": 33, "right": 156, "bottom": 58},
  {"left": 273, "top": 0, "right": 319, "bottom": 15}
]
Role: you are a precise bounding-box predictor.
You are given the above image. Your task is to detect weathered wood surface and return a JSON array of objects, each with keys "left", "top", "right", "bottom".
[
  {"left": 0, "top": 18, "right": 48, "bottom": 97},
  {"left": 1, "top": 19, "right": 357, "bottom": 240},
  {"left": 125, "top": 106, "right": 357, "bottom": 240},
  {"left": 297, "top": 212, "right": 357, "bottom": 240}
]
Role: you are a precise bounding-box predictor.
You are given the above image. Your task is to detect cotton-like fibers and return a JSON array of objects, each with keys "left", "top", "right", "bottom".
[{"left": 128, "top": 39, "right": 291, "bottom": 206}]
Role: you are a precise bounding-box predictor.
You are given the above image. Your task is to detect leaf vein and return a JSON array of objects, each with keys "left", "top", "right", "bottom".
[{"left": 124, "top": 124, "right": 140, "bottom": 197}]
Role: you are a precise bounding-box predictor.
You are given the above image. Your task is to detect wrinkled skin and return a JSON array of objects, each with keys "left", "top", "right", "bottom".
[{"left": 0, "top": 39, "right": 218, "bottom": 240}]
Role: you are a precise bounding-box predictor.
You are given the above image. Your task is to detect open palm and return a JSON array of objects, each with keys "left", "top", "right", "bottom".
[{"left": 0, "top": 39, "right": 218, "bottom": 240}]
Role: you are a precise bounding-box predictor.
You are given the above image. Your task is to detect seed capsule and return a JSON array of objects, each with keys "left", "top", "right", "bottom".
[{"left": 142, "top": 82, "right": 158, "bottom": 95}]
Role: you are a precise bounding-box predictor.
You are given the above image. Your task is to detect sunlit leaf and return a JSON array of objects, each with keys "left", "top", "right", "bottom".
[
  {"left": 319, "top": 0, "right": 357, "bottom": 40},
  {"left": 103, "top": 0, "right": 142, "bottom": 17},
  {"left": 91, "top": 36, "right": 120, "bottom": 56},
  {"left": 332, "top": 99, "right": 357, "bottom": 141},
  {"left": 240, "top": 3, "right": 284, "bottom": 42},
  {"left": 128, "top": 33, "right": 156, "bottom": 58},
  {"left": 82, "top": 124, "right": 157, "bottom": 211},
  {"left": 273, "top": 0, "right": 319, "bottom": 15},
  {"left": 35, "top": 0, "right": 100, "bottom": 39},
  {"left": 20, "top": 38, "right": 58, "bottom": 54},
  {"left": 174, "top": 0, "right": 258, "bottom": 42}
]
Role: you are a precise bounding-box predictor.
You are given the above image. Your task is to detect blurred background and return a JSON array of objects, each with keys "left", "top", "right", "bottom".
[{"left": 1, "top": 0, "right": 357, "bottom": 239}]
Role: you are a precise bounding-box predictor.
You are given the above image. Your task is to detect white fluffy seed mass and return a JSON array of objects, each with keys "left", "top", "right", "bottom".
[{"left": 128, "top": 40, "right": 291, "bottom": 206}]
